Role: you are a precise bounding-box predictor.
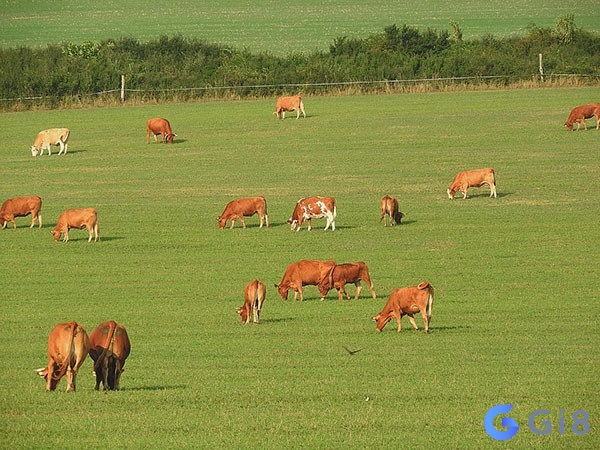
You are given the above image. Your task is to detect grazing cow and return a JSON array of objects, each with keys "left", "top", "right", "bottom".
[
  {"left": 328, "top": 262, "right": 377, "bottom": 301},
  {"left": 237, "top": 279, "right": 267, "bottom": 324},
  {"left": 273, "top": 95, "right": 306, "bottom": 119},
  {"left": 52, "top": 208, "right": 99, "bottom": 242},
  {"left": 380, "top": 195, "right": 404, "bottom": 226},
  {"left": 372, "top": 281, "right": 435, "bottom": 333},
  {"left": 217, "top": 196, "right": 269, "bottom": 229},
  {"left": 146, "top": 118, "right": 176, "bottom": 144},
  {"left": 288, "top": 196, "right": 336, "bottom": 231},
  {"left": 0, "top": 195, "right": 42, "bottom": 229},
  {"left": 36, "top": 321, "right": 89, "bottom": 392},
  {"left": 275, "top": 259, "right": 336, "bottom": 301},
  {"left": 447, "top": 168, "right": 497, "bottom": 199},
  {"left": 31, "top": 128, "right": 70, "bottom": 156},
  {"left": 88, "top": 321, "right": 131, "bottom": 391},
  {"left": 564, "top": 103, "right": 600, "bottom": 131}
]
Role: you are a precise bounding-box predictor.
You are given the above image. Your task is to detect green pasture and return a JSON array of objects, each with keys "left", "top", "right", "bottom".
[
  {"left": 0, "top": 87, "right": 599, "bottom": 449},
  {"left": 1, "top": 0, "right": 598, "bottom": 54}
]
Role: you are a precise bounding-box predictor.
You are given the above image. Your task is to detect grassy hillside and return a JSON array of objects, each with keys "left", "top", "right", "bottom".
[
  {"left": 1, "top": 0, "right": 598, "bottom": 54},
  {"left": 0, "top": 87, "right": 598, "bottom": 448}
]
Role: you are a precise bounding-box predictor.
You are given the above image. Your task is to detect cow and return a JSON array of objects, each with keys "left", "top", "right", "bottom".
[
  {"left": 380, "top": 195, "right": 404, "bottom": 226},
  {"left": 0, "top": 195, "right": 42, "bottom": 229},
  {"left": 31, "top": 128, "right": 70, "bottom": 156},
  {"left": 51, "top": 208, "right": 99, "bottom": 242},
  {"left": 217, "top": 196, "right": 269, "bottom": 229},
  {"left": 88, "top": 321, "right": 131, "bottom": 391},
  {"left": 288, "top": 196, "right": 336, "bottom": 231},
  {"left": 36, "top": 321, "right": 89, "bottom": 392},
  {"left": 564, "top": 103, "right": 600, "bottom": 131},
  {"left": 372, "top": 281, "right": 435, "bottom": 333},
  {"left": 273, "top": 95, "right": 306, "bottom": 119},
  {"left": 146, "top": 118, "right": 176, "bottom": 144},
  {"left": 447, "top": 168, "right": 497, "bottom": 199},
  {"left": 237, "top": 279, "right": 267, "bottom": 324},
  {"left": 327, "top": 262, "right": 377, "bottom": 301},
  {"left": 275, "top": 259, "right": 336, "bottom": 301}
]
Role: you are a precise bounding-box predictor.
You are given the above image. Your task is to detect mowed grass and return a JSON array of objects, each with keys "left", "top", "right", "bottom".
[
  {"left": 0, "top": 87, "right": 599, "bottom": 449},
  {"left": 1, "top": 0, "right": 598, "bottom": 54}
]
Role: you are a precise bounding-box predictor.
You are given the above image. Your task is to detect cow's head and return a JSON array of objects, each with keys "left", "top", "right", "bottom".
[
  {"left": 372, "top": 311, "right": 394, "bottom": 332},
  {"left": 565, "top": 122, "right": 574, "bottom": 131},
  {"left": 236, "top": 306, "right": 249, "bottom": 323},
  {"left": 164, "top": 133, "right": 176, "bottom": 144},
  {"left": 447, "top": 188, "right": 456, "bottom": 200},
  {"left": 217, "top": 216, "right": 226, "bottom": 229},
  {"left": 51, "top": 229, "right": 61, "bottom": 242},
  {"left": 274, "top": 283, "right": 289, "bottom": 300},
  {"left": 31, "top": 145, "right": 39, "bottom": 157},
  {"left": 35, "top": 367, "right": 61, "bottom": 390},
  {"left": 288, "top": 218, "right": 299, "bottom": 231}
]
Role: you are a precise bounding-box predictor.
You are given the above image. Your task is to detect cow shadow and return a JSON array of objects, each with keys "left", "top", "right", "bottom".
[{"left": 124, "top": 384, "right": 187, "bottom": 392}]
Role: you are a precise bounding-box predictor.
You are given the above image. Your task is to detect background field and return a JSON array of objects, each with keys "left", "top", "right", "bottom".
[
  {"left": 1, "top": 0, "right": 599, "bottom": 54},
  {"left": 0, "top": 87, "right": 598, "bottom": 448}
]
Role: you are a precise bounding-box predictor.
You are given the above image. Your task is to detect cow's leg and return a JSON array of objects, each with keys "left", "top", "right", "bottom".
[
  {"left": 63, "top": 230, "right": 69, "bottom": 242},
  {"left": 66, "top": 366, "right": 77, "bottom": 392},
  {"left": 114, "top": 360, "right": 123, "bottom": 390},
  {"left": 240, "top": 217, "right": 246, "bottom": 229},
  {"left": 58, "top": 141, "right": 65, "bottom": 155},
  {"left": 421, "top": 310, "right": 430, "bottom": 334},
  {"left": 490, "top": 183, "right": 497, "bottom": 198},
  {"left": 407, "top": 315, "right": 419, "bottom": 331},
  {"left": 102, "top": 356, "right": 110, "bottom": 390},
  {"left": 306, "top": 218, "right": 312, "bottom": 232},
  {"left": 396, "top": 313, "right": 403, "bottom": 332},
  {"left": 354, "top": 283, "right": 362, "bottom": 300},
  {"left": 229, "top": 219, "right": 235, "bottom": 230}
]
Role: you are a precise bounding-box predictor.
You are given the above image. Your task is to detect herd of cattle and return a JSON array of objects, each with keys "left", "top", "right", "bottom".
[{"left": 15, "top": 98, "right": 597, "bottom": 392}]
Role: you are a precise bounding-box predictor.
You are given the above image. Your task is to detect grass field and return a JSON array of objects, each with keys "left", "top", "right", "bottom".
[
  {"left": 1, "top": 0, "right": 598, "bottom": 54},
  {"left": 0, "top": 86, "right": 598, "bottom": 448}
]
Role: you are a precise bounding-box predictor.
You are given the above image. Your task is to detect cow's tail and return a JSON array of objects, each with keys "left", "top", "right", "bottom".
[
  {"left": 52, "top": 322, "right": 78, "bottom": 382},
  {"left": 94, "top": 321, "right": 117, "bottom": 372},
  {"left": 63, "top": 129, "right": 71, "bottom": 143}
]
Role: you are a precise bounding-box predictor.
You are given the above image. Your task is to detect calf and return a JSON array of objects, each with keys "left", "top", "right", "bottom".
[
  {"left": 564, "top": 103, "right": 600, "bottom": 131},
  {"left": 447, "top": 168, "right": 497, "bottom": 199},
  {"left": 36, "top": 321, "right": 89, "bottom": 392},
  {"left": 89, "top": 321, "right": 131, "bottom": 391},
  {"left": 217, "top": 196, "right": 269, "bottom": 229},
  {"left": 380, "top": 195, "right": 404, "bottom": 226},
  {"left": 329, "top": 262, "right": 377, "bottom": 301},
  {"left": 31, "top": 128, "right": 70, "bottom": 156},
  {"left": 273, "top": 95, "right": 306, "bottom": 119},
  {"left": 237, "top": 279, "right": 267, "bottom": 324},
  {"left": 146, "top": 118, "right": 176, "bottom": 143},
  {"left": 52, "top": 208, "right": 99, "bottom": 242},
  {"left": 0, "top": 195, "right": 42, "bottom": 229},
  {"left": 275, "top": 259, "right": 336, "bottom": 301},
  {"left": 372, "top": 281, "right": 435, "bottom": 333}
]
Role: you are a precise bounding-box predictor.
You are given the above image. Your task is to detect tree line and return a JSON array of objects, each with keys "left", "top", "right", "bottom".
[{"left": 1, "top": 15, "right": 598, "bottom": 110}]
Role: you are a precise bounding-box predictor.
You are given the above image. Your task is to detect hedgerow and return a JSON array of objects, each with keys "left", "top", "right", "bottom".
[{"left": 0, "top": 15, "right": 598, "bottom": 110}]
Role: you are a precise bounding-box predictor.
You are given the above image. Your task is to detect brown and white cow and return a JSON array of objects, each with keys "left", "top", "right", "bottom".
[
  {"left": 31, "top": 128, "right": 70, "bottom": 156},
  {"left": 0, "top": 196, "right": 42, "bottom": 229},
  {"left": 146, "top": 118, "right": 176, "bottom": 144},
  {"left": 380, "top": 195, "right": 404, "bottom": 226},
  {"left": 36, "top": 321, "right": 89, "bottom": 392},
  {"left": 288, "top": 196, "right": 336, "bottom": 231},
  {"left": 273, "top": 95, "right": 306, "bottom": 119},
  {"left": 88, "top": 320, "right": 131, "bottom": 391},
  {"left": 564, "top": 103, "right": 600, "bottom": 131},
  {"left": 237, "top": 279, "right": 267, "bottom": 324},
  {"left": 52, "top": 208, "right": 99, "bottom": 242},
  {"left": 327, "top": 262, "right": 377, "bottom": 301},
  {"left": 372, "top": 281, "right": 435, "bottom": 333},
  {"left": 275, "top": 259, "right": 336, "bottom": 301},
  {"left": 217, "top": 196, "right": 269, "bottom": 229},
  {"left": 447, "top": 168, "right": 497, "bottom": 199}
]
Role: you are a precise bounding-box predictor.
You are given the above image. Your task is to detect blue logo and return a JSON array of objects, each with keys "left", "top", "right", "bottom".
[{"left": 484, "top": 404, "right": 520, "bottom": 441}]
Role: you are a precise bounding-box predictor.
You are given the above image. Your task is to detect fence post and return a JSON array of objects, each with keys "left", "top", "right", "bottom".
[
  {"left": 538, "top": 54, "right": 544, "bottom": 82},
  {"left": 120, "top": 74, "right": 125, "bottom": 102}
]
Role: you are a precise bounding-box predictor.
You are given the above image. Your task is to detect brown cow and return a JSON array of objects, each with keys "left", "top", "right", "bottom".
[
  {"left": 328, "top": 262, "right": 377, "bottom": 301},
  {"left": 564, "top": 103, "right": 600, "bottom": 131},
  {"left": 52, "top": 208, "right": 99, "bottom": 242},
  {"left": 380, "top": 195, "right": 404, "bottom": 226},
  {"left": 0, "top": 196, "right": 42, "bottom": 229},
  {"left": 31, "top": 128, "right": 70, "bottom": 156},
  {"left": 36, "top": 321, "right": 89, "bottom": 392},
  {"left": 372, "top": 281, "right": 435, "bottom": 333},
  {"left": 275, "top": 259, "right": 336, "bottom": 301},
  {"left": 288, "top": 196, "right": 336, "bottom": 231},
  {"left": 217, "top": 196, "right": 269, "bottom": 229},
  {"left": 146, "top": 118, "right": 176, "bottom": 144},
  {"left": 237, "top": 279, "right": 267, "bottom": 324},
  {"left": 273, "top": 95, "right": 306, "bottom": 119},
  {"left": 88, "top": 321, "right": 131, "bottom": 391},
  {"left": 447, "top": 168, "right": 497, "bottom": 199}
]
